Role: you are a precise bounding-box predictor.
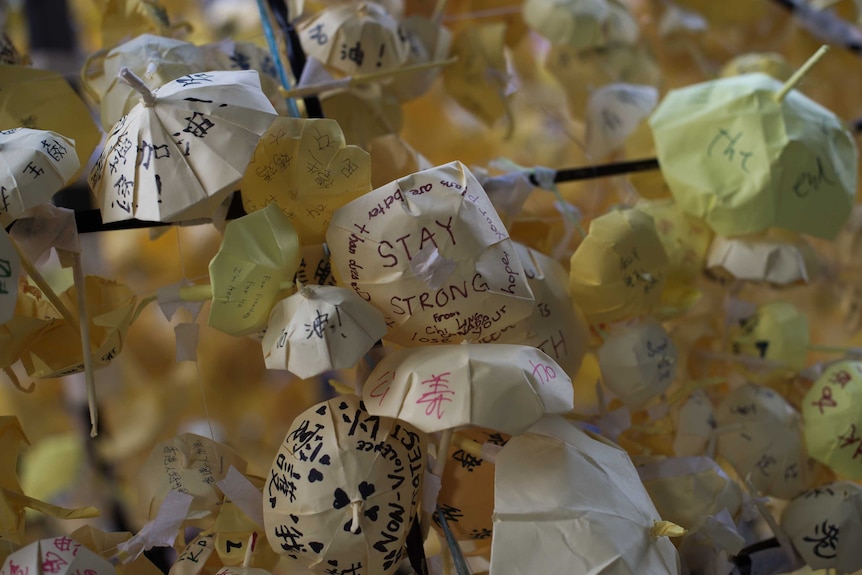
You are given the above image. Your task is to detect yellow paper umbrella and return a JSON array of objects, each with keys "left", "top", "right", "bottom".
[
  {"left": 261, "top": 285, "right": 387, "bottom": 379},
  {"left": 211, "top": 503, "right": 279, "bottom": 568},
  {"left": 729, "top": 301, "right": 809, "bottom": 372},
  {"left": 205, "top": 203, "right": 301, "bottom": 337},
  {"left": 597, "top": 319, "right": 678, "bottom": 408},
  {"left": 523, "top": 0, "right": 638, "bottom": 50},
  {"left": 388, "top": 15, "right": 452, "bottom": 102},
  {"left": 326, "top": 161, "right": 535, "bottom": 347},
  {"left": 569, "top": 207, "right": 669, "bottom": 326},
  {"left": 802, "top": 360, "right": 862, "bottom": 479},
  {"left": 0, "top": 64, "right": 101, "bottom": 171},
  {"left": 297, "top": 2, "right": 410, "bottom": 76},
  {"left": 1, "top": 537, "right": 115, "bottom": 575},
  {"left": 635, "top": 198, "right": 713, "bottom": 285},
  {"left": 362, "top": 343, "right": 573, "bottom": 435},
  {"left": 706, "top": 234, "right": 821, "bottom": 286},
  {"left": 240, "top": 117, "right": 371, "bottom": 246},
  {"left": 0, "top": 128, "right": 79, "bottom": 228},
  {"left": 89, "top": 69, "right": 278, "bottom": 223},
  {"left": 0, "top": 229, "right": 20, "bottom": 325},
  {"left": 715, "top": 383, "right": 815, "bottom": 500},
  {"left": 781, "top": 481, "right": 862, "bottom": 573},
  {"left": 263, "top": 394, "right": 426, "bottom": 574},
  {"left": 170, "top": 532, "right": 220, "bottom": 575},
  {"left": 84, "top": 34, "right": 208, "bottom": 130},
  {"left": 138, "top": 433, "right": 247, "bottom": 524},
  {"left": 649, "top": 65, "right": 858, "bottom": 239},
  {"left": 490, "top": 416, "right": 681, "bottom": 573},
  {"left": 97, "top": 0, "right": 177, "bottom": 48}
]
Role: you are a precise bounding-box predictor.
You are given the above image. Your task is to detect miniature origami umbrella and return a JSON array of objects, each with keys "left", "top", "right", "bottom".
[
  {"left": 297, "top": 1, "right": 410, "bottom": 76},
  {"left": 19, "top": 274, "right": 137, "bottom": 379},
  {"left": 586, "top": 83, "right": 658, "bottom": 159},
  {"left": 211, "top": 501, "right": 279, "bottom": 569},
  {"left": 84, "top": 34, "right": 207, "bottom": 129},
  {"left": 240, "top": 117, "right": 371, "bottom": 246},
  {"left": 261, "top": 285, "right": 387, "bottom": 379},
  {"left": 138, "top": 433, "right": 247, "bottom": 524},
  {"left": 673, "top": 390, "right": 715, "bottom": 457},
  {"left": 97, "top": 0, "right": 175, "bottom": 48},
  {"left": 706, "top": 234, "right": 820, "bottom": 286},
  {"left": 714, "top": 383, "right": 814, "bottom": 500},
  {"left": 523, "top": 0, "right": 638, "bottom": 49},
  {"left": 0, "top": 229, "right": 19, "bottom": 325},
  {"left": 362, "top": 343, "right": 573, "bottom": 435},
  {"left": 720, "top": 53, "right": 793, "bottom": 81},
  {"left": 89, "top": 69, "right": 278, "bottom": 223},
  {"left": 597, "top": 319, "right": 678, "bottom": 408},
  {"left": 0, "top": 64, "right": 101, "bottom": 170},
  {"left": 388, "top": 16, "right": 452, "bottom": 102},
  {"left": 569, "top": 207, "right": 669, "bottom": 326},
  {"left": 203, "top": 40, "right": 285, "bottom": 114},
  {"left": 263, "top": 394, "right": 426, "bottom": 574},
  {"left": 0, "top": 537, "right": 115, "bottom": 575},
  {"left": 802, "top": 360, "right": 862, "bottom": 479},
  {"left": 204, "top": 203, "right": 301, "bottom": 337},
  {"left": 0, "top": 128, "right": 80, "bottom": 227},
  {"left": 326, "top": 161, "right": 535, "bottom": 347},
  {"left": 320, "top": 84, "right": 403, "bottom": 149},
  {"left": 781, "top": 481, "right": 862, "bottom": 573},
  {"left": 729, "top": 301, "right": 809, "bottom": 372},
  {"left": 490, "top": 416, "right": 681, "bottom": 574},
  {"left": 171, "top": 532, "right": 219, "bottom": 575},
  {"left": 637, "top": 456, "right": 743, "bottom": 530},
  {"left": 649, "top": 71, "right": 858, "bottom": 239}
]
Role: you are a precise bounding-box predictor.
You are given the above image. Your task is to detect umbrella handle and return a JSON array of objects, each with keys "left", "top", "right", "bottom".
[{"left": 80, "top": 49, "right": 108, "bottom": 104}]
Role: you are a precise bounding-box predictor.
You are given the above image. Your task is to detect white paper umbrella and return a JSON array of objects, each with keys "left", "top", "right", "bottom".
[
  {"left": 0, "top": 228, "right": 19, "bottom": 325},
  {"left": 262, "top": 285, "right": 388, "bottom": 379},
  {"left": 89, "top": 69, "right": 277, "bottom": 223},
  {"left": 586, "top": 83, "right": 659, "bottom": 159},
  {"left": 705, "top": 234, "right": 820, "bottom": 286},
  {"left": 781, "top": 481, "right": 862, "bottom": 573},
  {"left": 263, "top": 394, "right": 426, "bottom": 575},
  {"left": 326, "top": 161, "right": 535, "bottom": 347},
  {"left": 0, "top": 127, "right": 79, "bottom": 227},
  {"left": 597, "top": 319, "right": 678, "bottom": 408},
  {"left": 362, "top": 343, "right": 573, "bottom": 434},
  {"left": 1, "top": 536, "right": 115, "bottom": 575},
  {"left": 490, "top": 416, "right": 681, "bottom": 574}
]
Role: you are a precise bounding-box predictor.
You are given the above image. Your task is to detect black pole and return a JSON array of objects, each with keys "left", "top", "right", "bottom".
[{"left": 528, "top": 157, "right": 661, "bottom": 187}]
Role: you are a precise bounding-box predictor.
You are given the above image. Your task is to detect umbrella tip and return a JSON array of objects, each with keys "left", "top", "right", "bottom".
[{"left": 118, "top": 66, "right": 157, "bottom": 107}]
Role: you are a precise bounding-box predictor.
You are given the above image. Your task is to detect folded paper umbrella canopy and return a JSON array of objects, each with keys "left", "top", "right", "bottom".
[
  {"left": 569, "top": 207, "right": 669, "bottom": 326},
  {"left": 586, "top": 83, "right": 658, "bottom": 159},
  {"left": 262, "top": 285, "right": 387, "bottom": 379},
  {"left": 0, "top": 536, "right": 115, "bottom": 575},
  {"left": 0, "top": 64, "right": 101, "bottom": 172},
  {"left": 83, "top": 33, "right": 208, "bottom": 130},
  {"left": 490, "top": 416, "right": 681, "bottom": 575},
  {"left": 89, "top": 68, "right": 278, "bottom": 224},
  {"left": 706, "top": 234, "right": 821, "bottom": 286},
  {"left": 0, "top": 128, "right": 80, "bottom": 228},
  {"left": 649, "top": 49, "right": 858, "bottom": 240},
  {"left": 263, "top": 394, "right": 426, "bottom": 574},
  {"left": 522, "top": 0, "right": 611, "bottom": 49},
  {"left": 240, "top": 117, "right": 372, "bottom": 246},
  {"left": 715, "top": 383, "right": 814, "bottom": 500},
  {"left": 780, "top": 481, "right": 862, "bottom": 574},
  {"left": 802, "top": 360, "right": 862, "bottom": 479},
  {"left": 297, "top": 1, "right": 411, "bottom": 76},
  {"left": 326, "top": 161, "right": 534, "bottom": 347},
  {"left": 729, "top": 300, "right": 809, "bottom": 373},
  {"left": 362, "top": 343, "right": 573, "bottom": 435}
]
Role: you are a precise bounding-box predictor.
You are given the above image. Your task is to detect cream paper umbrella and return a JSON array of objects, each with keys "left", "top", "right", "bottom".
[
  {"left": 138, "top": 433, "right": 247, "bottom": 525},
  {"left": 83, "top": 34, "right": 208, "bottom": 129},
  {"left": 89, "top": 69, "right": 277, "bottom": 224},
  {"left": 585, "top": 83, "right": 659, "bottom": 159},
  {"left": 0, "top": 229, "right": 19, "bottom": 325},
  {"left": 362, "top": 344, "right": 573, "bottom": 435},
  {"left": 801, "top": 360, "right": 862, "bottom": 479},
  {"left": 597, "top": 319, "right": 678, "bottom": 408},
  {"left": 522, "top": 0, "right": 638, "bottom": 50},
  {"left": 261, "top": 285, "right": 387, "bottom": 379},
  {"left": 490, "top": 416, "right": 681, "bottom": 574},
  {"left": 569, "top": 207, "right": 669, "bottom": 326},
  {"left": 326, "top": 161, "right": 534, "bottom": 347},
  {"left": 203, "top": 40, "right": 285, "bottom": 115},
  {"left": 0, "top": 537, "right": 115, "bottom": 575},
  {"left": 297, "top": 2, "right": 410, "bottom": 76},
  {"left": 714, "top": 383, "right": 814, "bottom": 500},
  {"left": 649, "top": 67, "right": 858, "bottom": 239},
  {"left": 240, "top": 117, "right": 371, "bottom": 246},
  {"left": 263, "top": 394, "right": 426, "bottom": 574},
  {"left": 479, "top": 242, "right": 590, "bottom": 379},
  {"left": 706, "top": 234, "right": 821, "bottom": 286},
  {"left": 781, "top": 482, "right": 862, "bottom": 573},
  {"left": 0, "top": 128, "right": 79, "bottom": 228}
]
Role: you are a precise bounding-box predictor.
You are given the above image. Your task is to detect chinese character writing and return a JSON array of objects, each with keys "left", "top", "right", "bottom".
[
  {"left": 138, "top": 140, "right": 171, "bottom": 169},
  {"left": 183, "top": 112, "right": 215, "bottom": 138},
  {"left": 40, "top": 138, "right": 67, "bottom": 161},
  {"left": 416, "top": 372, "right": 455, "bottom": 420},
  {"left": 0, "top": 186, "right": 9, "bottom": 214},
  {"left": 340, "top": 41, "right": 365, "bottom": 67},
  {"left": 308, "top": 24, "right": 328, "bottom": 45},
  {"left": 811, "top": 386, "right": 838, "bottom": 415},
  {"left": 175, "top": 73, "right": 214, "bottom": 87},
  {"left": 803, "top": 520, "right": 839, "bottom": 559},
  {"left": 22, "top": 161, "right": 44, "bottom": 179}
]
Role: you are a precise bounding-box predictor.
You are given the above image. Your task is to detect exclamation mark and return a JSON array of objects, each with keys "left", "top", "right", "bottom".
[
  {"left": 377, "top": 44, "right": 385, "bottom": 68},
  {"left": 155, "top": 174, "right": 162, "bottom": 204}
]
